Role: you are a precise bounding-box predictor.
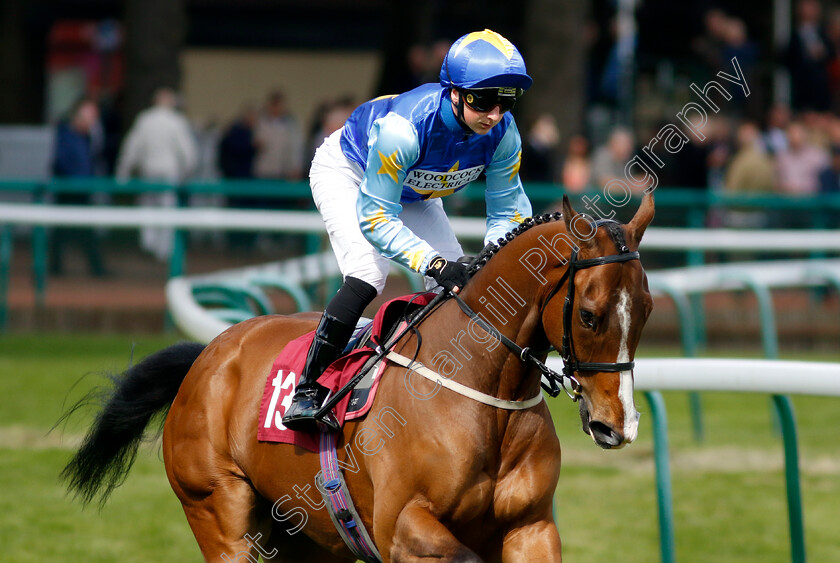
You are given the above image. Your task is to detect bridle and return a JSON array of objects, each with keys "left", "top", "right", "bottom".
[
  {"left": 453, "top": 232, "right": 640, "bottom": 402},
  {"left": 541, "top": 244, "right": 640, "bottom": 398}
]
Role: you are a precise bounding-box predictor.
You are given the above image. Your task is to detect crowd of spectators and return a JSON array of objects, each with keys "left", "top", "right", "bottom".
[
  {"left": 520, "top": 0, "right": 840, "bottom": 209},
  {"left": 521, "top": 106, "right": 840, "bottom": 196},
  {"left": 45, "top": 0, "right": 840, "bottom": 272},
  {"left": 48, "top": 84, "right": 355, "bottom": 267}
]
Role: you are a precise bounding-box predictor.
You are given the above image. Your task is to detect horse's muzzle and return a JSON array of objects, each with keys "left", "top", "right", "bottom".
[
  {"left": 588, "top": 420, "right": 625, "bottom": 449},
  {"left": 579, "top": 399, "right": 635, "bottom": 449}
]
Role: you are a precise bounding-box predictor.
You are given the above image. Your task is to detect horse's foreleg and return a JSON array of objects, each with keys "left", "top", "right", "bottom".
[
  {"left": 500, "top": 519, "right": 562, "bottom": 563},
  {"left": 388, "top": 504, "right": 482, "bottom": 563}
]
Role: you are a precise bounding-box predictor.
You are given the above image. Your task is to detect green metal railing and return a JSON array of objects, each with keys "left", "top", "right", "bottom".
[
  {"left": 2, "top": 177, "right": 839, "bottom": 320},
  {"left": 644, "top": 390, "right": 675, "bottom": 563},
  {"left": 642, "top": 388, "right": 805, "bottom": 563},
  {"left": 639, "top": 262, "right": 840, "bottom": 563}
]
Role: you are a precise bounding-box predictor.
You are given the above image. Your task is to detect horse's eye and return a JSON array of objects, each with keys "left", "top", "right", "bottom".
[{"left": 580, "top": 310, "right": 596, "bottom": 329}]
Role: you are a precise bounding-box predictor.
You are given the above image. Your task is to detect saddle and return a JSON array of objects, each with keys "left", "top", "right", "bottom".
[{"left": 257, "top": 292, "right": 436, "bottom": 450}]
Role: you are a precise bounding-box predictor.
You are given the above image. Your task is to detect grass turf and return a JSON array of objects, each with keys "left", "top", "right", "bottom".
[{"left": 0, "top": 333, "right": 838, "bottom": 561}]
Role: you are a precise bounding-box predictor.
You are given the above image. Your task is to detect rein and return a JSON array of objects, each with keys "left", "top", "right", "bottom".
[
  {"left": 453, "top": 244, "right": 641, "bottom": 401},
  {"left": 314, "top": 290, "right": 451, "bottom": 419},
  {"left": 315, "top": 237, "right": 642, "bottom": 418}
]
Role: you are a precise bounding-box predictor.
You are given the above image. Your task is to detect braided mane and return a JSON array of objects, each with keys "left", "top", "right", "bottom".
[
  {"left": 467, "top": 211, "right": 562, "bottom": 276},
  {"left": 466, "top": 212, "right": 628, "bottom": 277}
]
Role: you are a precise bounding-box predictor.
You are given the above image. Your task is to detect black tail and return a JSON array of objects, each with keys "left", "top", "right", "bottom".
[{"left": 60, "top": 341, "right": 205, "bottom": 506}]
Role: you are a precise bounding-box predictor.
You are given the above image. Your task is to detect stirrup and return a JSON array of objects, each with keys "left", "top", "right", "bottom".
[
  {"left": 282, "top": 386, "right": 341, "bottom": 433},
  {"left": 283, "top": 409, "right": 341, "bottom": 433}
]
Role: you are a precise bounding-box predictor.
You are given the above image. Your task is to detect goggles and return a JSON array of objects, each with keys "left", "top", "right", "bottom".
[{"left": 460, "top": 87, "right": 523, "bottom": 113}]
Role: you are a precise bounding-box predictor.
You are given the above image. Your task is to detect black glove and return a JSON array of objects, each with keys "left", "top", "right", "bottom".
[{"left": 425, "top": 255, "right": 469, "bottom": 292}]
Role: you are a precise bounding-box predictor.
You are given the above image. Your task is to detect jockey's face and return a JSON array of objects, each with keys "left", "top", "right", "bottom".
[{"left": 450, "top": 90, "right": 503, "bottom": 135}]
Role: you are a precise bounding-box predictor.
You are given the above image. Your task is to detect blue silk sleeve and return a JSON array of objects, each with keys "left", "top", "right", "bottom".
[
  {"left": 356, "top": 113, "right": 438, "bottom": 272},
  {"left": 483, "top": 120, "right": 532, "bottom": 245}
]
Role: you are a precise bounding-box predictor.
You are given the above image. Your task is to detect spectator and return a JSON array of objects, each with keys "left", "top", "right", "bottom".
[
  {"left": 724, "top": 122, "right": 775, "bottom": 193},
  {"left": 49, "top": 97, "right": 107, "bottom": 277},
  {"left": 591, "top": 126, "right": 634, "bottom": 188},
  {"left": 818, "top": 145, "right": 840, "bottom": 193},
  {"left": 219, "top": 104, "right": 258, "bottom": 180},
  {"left": 560, "top": 134, "right": 592, "bottom": 193},
  {"left": 254, "top": 91, "right": 304, "bottom": 180},
  {"left": 321, "top": 98, "right": 357, "bottom": 141},
  {"left": 307, "top": 96, "right": 357, "bottom": 168},
  {"left": 116, "top": 87, "right": 198, "bottom": 261},
  {"left": 776, "top": 121, "right": 830, "bottom": 195},
  {"left": 218, "top": 104, "right": 260, "bottom": 250},
  {"left": 720, "top": 18, "right": 760, "bottom": 118},
  {"left": 787, "top": 0, "right": 833, "bottom": 112},
  {"left": 802, "top": 110, "right": 832, "bottom": 148},
  {"left": 428, "top": 40, "right": 451, "bottom": 82},
  {"left": 693, "top": 9, "right": 730, "bottom": 73},
  {"left": 720, "top": 122, "right": 775, "bottom": 228},
  {"left": 192, "top": 117, "right": 223, "bottom": 181},
  {"left": 826, "top": 115, "right": 840, "bottom": 148},
  {"left": 406, "top": 43, "right": 431, "bottom": 89},
  {"left": 520, "top": 113, "right": 560, "bottom": 182},
  {"left": 706, "top": 116, "right": 733, "bottom": 192},
  {"left": 763, "top": 103, "right": 791, "bottom": 155}
]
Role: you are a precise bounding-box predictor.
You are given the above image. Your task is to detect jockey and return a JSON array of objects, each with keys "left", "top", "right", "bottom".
[{"left": 283, "top": 29, "right": 534, "bottom": 432}]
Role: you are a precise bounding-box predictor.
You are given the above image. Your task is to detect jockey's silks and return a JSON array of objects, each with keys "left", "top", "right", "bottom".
[{"left": 340, "top": 83, "right": 532, "bottom": 273}]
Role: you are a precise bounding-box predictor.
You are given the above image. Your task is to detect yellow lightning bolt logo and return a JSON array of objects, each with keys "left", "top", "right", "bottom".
[
  {"left": 363, "top": 206, "right": 390, "bottom": 233},
  {"left": 401, "top": 249, "right": 427, "bottom": 271},
  {"left": 453, "top": 29, "right": 515, "bottom": 60},
  {"left": 509, "top": 210, "right": 525, "bottom": 224},
  {"left": 411, "top": 161, "right": 462, "bottom": 199},
  {"left": 508, "top": 150, "right": 522, "bottom": 181},
  {"left": 377, "top": 150, "right": 403, "bottom": 183},
  {"left": 440, "top": 161, "right": 459, "bottom": 189}
]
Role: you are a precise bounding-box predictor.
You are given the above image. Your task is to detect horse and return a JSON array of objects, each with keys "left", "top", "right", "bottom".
[{"left": 62, "top": 193, "right": 654, "bottom": 562}]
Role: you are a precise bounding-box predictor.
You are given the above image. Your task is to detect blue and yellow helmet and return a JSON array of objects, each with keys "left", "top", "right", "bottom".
[{"left": 440, "top": 29, "right": 532, "bottom": 91}]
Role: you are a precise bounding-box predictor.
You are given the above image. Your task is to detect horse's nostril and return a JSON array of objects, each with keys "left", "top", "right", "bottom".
[{"left": 588, "top": 420, "right": 623, "bottom": 448}]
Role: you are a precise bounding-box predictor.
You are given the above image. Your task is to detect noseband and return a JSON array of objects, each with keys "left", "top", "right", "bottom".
[{"left": 454, "top": 239, "right": 640, "bottom": 402}]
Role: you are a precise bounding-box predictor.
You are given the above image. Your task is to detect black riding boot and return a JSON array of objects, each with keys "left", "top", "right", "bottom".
[{"left": 282, "top": 312, "right": 356, "bottom": 433}]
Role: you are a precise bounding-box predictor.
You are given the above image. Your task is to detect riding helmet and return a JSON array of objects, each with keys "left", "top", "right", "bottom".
[{"left": 439, "top": 29, "right": 532, "bottom": 91}]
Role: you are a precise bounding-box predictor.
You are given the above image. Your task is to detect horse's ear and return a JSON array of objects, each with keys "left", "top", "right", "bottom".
[
  {"left": 562, "top": 195, "right": 596, "bottom": 249},
  {"left": 626, "top": 191, "right": 655, "bottom": 248}
]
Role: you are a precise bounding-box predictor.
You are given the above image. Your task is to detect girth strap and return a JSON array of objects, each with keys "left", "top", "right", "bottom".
[{"left": 317, "top": 432, "right": 382, "bottom": 563}]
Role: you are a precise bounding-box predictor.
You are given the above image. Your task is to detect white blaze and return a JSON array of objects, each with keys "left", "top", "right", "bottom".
[{"left": 617, "top": 289, "right": 640, "bottom": 442}]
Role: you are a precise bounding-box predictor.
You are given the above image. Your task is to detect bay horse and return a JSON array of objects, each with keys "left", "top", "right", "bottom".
[{"left": 63, "top": 194, "right": 654, "bottom": 562}]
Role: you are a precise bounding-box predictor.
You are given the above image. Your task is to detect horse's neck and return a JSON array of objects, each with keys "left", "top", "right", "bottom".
[{"left": 429, "top": 244, "right": 548, "bottom": 402}]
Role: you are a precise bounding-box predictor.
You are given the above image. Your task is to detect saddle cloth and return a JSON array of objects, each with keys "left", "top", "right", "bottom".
[{"left": 257, "top": 292, "right": 435, "bottom": 451}]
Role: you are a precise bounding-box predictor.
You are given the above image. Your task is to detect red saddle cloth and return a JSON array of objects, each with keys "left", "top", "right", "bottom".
[{"left": 257, "top": 292, "right": 435, "bottom": 451}]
